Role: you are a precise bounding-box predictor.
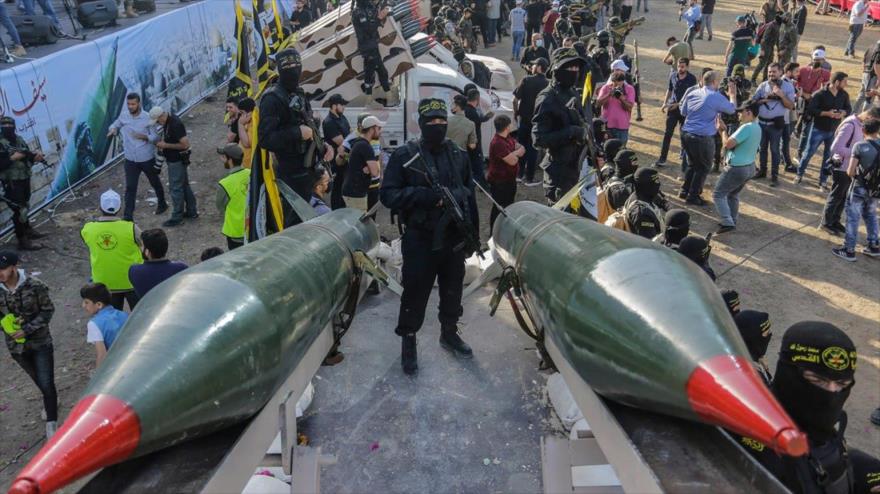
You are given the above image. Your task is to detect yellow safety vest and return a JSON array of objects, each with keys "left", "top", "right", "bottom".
[
  {"left": 81, "top": 220, "right": 143, "bottom": 291},
  {"left": 219, "top": 168, "right": 250, "bottom": 239}
]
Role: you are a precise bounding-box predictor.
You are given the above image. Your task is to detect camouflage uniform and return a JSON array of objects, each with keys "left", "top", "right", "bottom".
[
  {"left": 776, "top": 20, "right": 798, "bottom": 66},
  {"left": 1, "top": 271, "right": 54, "bottom": 354},
  {"left": 751, "top": 20, "right": 779, "bottom": 83},
  {"left": 0, "top": 133, "right": 38, "bottom": 247}
]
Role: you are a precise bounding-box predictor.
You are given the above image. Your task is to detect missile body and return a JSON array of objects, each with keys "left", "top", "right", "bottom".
[
  {"left": 492, "top": 202, "right": 807, "bottom": 457},
  {"left": 10, "top": 209, "right": 378, "bottom": 494}
]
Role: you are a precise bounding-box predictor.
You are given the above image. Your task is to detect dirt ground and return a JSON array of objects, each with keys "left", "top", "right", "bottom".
[{"left": 1, "top": 0, "right": 878, "bottom": 488}]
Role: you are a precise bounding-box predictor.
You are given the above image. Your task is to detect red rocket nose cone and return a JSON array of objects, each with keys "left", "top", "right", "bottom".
[
  {"left": 10, "top": 394, "right": 140, "bottom": 494},
  {"left": 686, "top": 355, "right": 808, "bottom": 457}
]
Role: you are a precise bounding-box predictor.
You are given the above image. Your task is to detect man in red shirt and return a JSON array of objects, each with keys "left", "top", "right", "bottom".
[
  {"left": 488, "top": 115, "right": 525, "bottom": 231},
  {"left": 795, "top": 49, "right": 831, "bottom": 141},
  {"left": 542, "top": 3, "right": 560, "bottom": 50}
]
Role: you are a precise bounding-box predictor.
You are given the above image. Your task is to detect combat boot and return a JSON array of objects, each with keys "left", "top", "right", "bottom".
[
  {"left": 440, "top": 325, "right": 473, "bottom": 359},
  {"left": 401, "top": 334, "right": 417, "bottom": 375},
  {"left": 18, "top": 238, "right": 42, "bottom": 251},
  {"left": 27, "top": 227, "right": 46, "bottom": 240}
]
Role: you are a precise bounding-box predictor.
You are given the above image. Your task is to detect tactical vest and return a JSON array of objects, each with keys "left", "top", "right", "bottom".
[
  {"left": 0, "top": 136, "right": 29, "bottom": 180},
  {"left": 219, "top": 168, "right": 250, "bottom": 239},
  {"left": 81, "top": 220, "right": 143, "bottom": 291}
]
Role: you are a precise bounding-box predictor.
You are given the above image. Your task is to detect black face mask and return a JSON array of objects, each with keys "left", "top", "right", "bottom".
[
  {"left": 665, "top": 226, "right": 688, "bottom": 245},
  {"left": 555, "top": 69, "right": 578, "bottom": 88},
  {"left": 1, "top": 127, "right": 15, "bottom": 141},
  {"left": 813, "top": 61, "right": 822, "bottom": 69},
  {"left": 279, "top": 67, "right": 302, "bottom": 92},
  {"left": 420, "top": 123, "right": 447, "bottom": 150},
  {"left": 772, "top": 362, "right": 852, "bottom": 443}
]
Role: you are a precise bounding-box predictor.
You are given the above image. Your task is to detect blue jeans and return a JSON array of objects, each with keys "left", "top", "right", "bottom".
[
  {"left": 713, "top": 164, "right": 754, "bottom": 226},
  {"left": 844, "top": 185, "right": 879, "bottom": 252},
  {"left": 167, "top": 161, "right": 198, "bottom": 221},
  {"left": 11, "top": 345, "right": 58, "bottom": 422},
  {"left": 123, "top": 158, "right": 167, "bottom": 221},
  {"left": 797, "top": 124, "right": 835, "bottom": 184},
  {"left": 608, "top": 128, "right": 629, "bottom": 147},
  {"left": 512, "top": 30, "right": 525, "bottom": 59},
  {"left": 487, "top": 18, "right": 498, "bottom": 44},
  {"left": 0, "top": 2, "right": 22, "bottom": 45},
  {"left": 758, "top": 122, "right": 783, "bottom": 178},
  {"left": 22, "top": 0, "right": 59, "bottom": 26},
  {"left": 845, "top": 23, "right": 864, "bottom": 56}
]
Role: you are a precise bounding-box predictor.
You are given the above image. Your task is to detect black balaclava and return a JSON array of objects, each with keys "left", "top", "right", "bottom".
[
  {"left": 678, "top": 236, "right": 714, "bottom": 280},
  {"left": 734, "top": 310, "right": 772, "bottom": 362},
  {"left": 417, "top": 98, "right": 448, "bottom": 151},
  {"left": 555, "top": 61, "right": 580, "bottom": 88},
  {"left": 663, "top": 209, "right": 690, "bottom": 245},
  {"left": 602, "top": 138, "right": 621, "bottom": 163},
  {"left": 632, "top": 167, "right": 660, "bottom": 200},
  {"left": 0, "top": 117, "right": 15, "bottom": 141},
  {"left": 721, "top": 289, "right": 741, "bottom": 315},
  {"left": 276, "top": 48, "right": 303, "bottom": 92},
  {"left": 772, "top": 321, "right": 857, "bottom": 443},
  {"left": 614, "top": 149, "right": 639, "bottom": 178}
]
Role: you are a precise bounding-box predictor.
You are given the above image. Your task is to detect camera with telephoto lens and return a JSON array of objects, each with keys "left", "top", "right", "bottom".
[
  {"left": 613, "top": 88, "right": 623, "bottom": 98},
  {"left": 675, "top": 0, "right": 687, "bottom": 5}
]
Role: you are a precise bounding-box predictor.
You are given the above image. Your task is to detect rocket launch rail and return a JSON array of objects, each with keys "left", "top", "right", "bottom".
[{"left": 73, "top": 316, "right": 790, "bottom": 494}]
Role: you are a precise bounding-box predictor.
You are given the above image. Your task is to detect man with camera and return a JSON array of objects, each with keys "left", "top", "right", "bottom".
[
  {"left": 597, "top": 71, "right": 636, "bottom": 146},
  {"left": 149, "top": 106, "right": 197, "bottom": 228},
  {"left": 749, "top": 63, "right": 796, "bottom": 187},
  {"left": 717, "top": 65, "right": 753, "bottom": 171},
  {"left": 796, "top": 72, "right": 852, "bottom": 188}
]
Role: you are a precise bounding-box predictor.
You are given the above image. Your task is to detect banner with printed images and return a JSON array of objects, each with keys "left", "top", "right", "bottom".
[{"left": 0, "top": 0, "right": 241, "bottom": 229}]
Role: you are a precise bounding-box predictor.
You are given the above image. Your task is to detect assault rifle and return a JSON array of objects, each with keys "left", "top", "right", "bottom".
[
  {"left": 634, "top": 40, "right": 643, "bottom": 121},
  {"left": 402, "top": 150, "right": 483, "bottom": 259}
]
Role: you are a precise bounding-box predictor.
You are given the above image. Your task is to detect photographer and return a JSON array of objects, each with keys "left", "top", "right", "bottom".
[
  {"left": 149, "top": 107, "right": 197, "bottom": 228},
  {"left": 596, "top": 71, "right": 636, "bottom": 146},
  {"left": 749, "top": 63, "right": 795, "bottom": 186},
  {"left": 796, "top": 72, "right": 852, "bottom": 188},
  {"left": 716, "top": 65, "right": 753, "bottom": 171}
]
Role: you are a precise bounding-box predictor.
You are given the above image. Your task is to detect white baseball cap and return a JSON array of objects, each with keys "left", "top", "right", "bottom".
[
  {"left": 148, "top": 106, "right": 166, "bottom": 123},
  {"left": 361, "top": 115, "right": 386, "bottom": 129},
  {"left": 100, "top": 189, "right": 121, "bottom": 214},
  {"left": 812, "top": 49, "right": 826, "bottom": 60},
  {"left": 610, "top": 59, "right": 630, "bottom": 72}
]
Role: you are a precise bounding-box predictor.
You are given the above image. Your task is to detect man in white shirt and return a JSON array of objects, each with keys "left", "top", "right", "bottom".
[{"left": 845, "top": 0, "right": 868, "bottom": 57}]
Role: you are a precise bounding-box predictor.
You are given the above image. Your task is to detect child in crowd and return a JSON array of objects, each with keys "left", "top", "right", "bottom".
[{"left": 81, "top": 283, "right": 129, "bottom": 368}]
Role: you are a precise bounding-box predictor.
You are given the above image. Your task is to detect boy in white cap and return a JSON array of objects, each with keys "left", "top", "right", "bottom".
[{"left": 80, "top": 190, "right": 143, "bottom": 311}]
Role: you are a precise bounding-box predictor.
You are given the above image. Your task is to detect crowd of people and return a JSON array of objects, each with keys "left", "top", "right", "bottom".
[{"left": 1, "top": 0, "right": 879, "bottom": 491}]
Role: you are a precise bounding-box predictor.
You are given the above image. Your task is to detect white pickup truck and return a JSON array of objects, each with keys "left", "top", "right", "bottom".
[{"left": 314, "top": 62, "right": 515, "bottom": 157}]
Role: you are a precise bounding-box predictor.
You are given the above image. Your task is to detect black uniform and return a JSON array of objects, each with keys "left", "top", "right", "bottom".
[
  {"left": 734, "top": 321, "right": 880, "bottom": 494},
  {"left": 257, "top": 48, "right": 319, "bottom": 228},
  {"left": 322, "top": 110, "right": 351, "bottom": 210},
  {"left": 0, "top": 118, "right": 43, "bottom": 250},
  {"left": 353, "top": 0, "right": 391, "bottom": 95},
  {"left": 533, "top": 48, "right": 589, "bottom": 203}
]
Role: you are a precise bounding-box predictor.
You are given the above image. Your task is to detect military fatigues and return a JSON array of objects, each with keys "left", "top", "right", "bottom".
[
  {"left": 257, "top": 83, "right": 319, "bottom": 228},
  {"left": 532, "top": 82, "right": 588, "bottom": 203},
  {"left": 777, "top": 21, "right": 798, "bottom": 66},
  {"left": 752, "top": 21, "right": 779, "bottom": 83},
  {"left": 353, "top": 2, "right": 391, "bottom": 94},
  {"left": 0, "top": 135, "right": 37, "bottom": 242},
  {"left": 554, "top": 16, "right": 575, "bottom": 45},
  {"left": 1, "top": 270, "right": 57, "bottom": 422},
  {"left": 380, "top": 139, "right": 476, "bottom": 337}
]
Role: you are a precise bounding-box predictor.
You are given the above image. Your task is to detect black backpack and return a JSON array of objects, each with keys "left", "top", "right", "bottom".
[{"left": 860, "top": 141, "right": 880, "bottom": 198}]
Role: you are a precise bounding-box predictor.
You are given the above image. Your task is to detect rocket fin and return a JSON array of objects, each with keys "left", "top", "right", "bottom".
[{"left": 275, "top": 178, "right": 318, "bottom": 223}]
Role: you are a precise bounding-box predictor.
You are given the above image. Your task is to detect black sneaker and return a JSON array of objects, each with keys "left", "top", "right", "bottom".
[
  {"left": 439, "top": 326, "right": 473, "bottom": 359},
  {"left": 685, "top": 196, "right": 707, "bottom": 206},
  {"left": 819, "top": 224, "right": 840, "bottom": 236},
  {"left": 871, "top": 407, "right": 880, "bottom": 426},
  {"left": 653, "top": 160, "right": 666, "bottom": 168},
  {"left": 784, "top": 165, "right": 797, "bottom": 173},
  {"left": 716, "top": 225, "right": 736, "bottom": 234},
  {"left": 770, "top": 178, "right": 779, "bottom": 187},
  {"left": 184, "top": 212, "right": 199, "bottom": 219},
  {"left": 162, "top": 218, "right": 183, "bottom": 227},
  {"left": 831, "top": 247, "right": 856, "bottom": 262},
  {"left": 862, "top": 245, "right": 880, "bottom": 258},
  {"left": 753, "top": 170, "right": 767, "bottom": 179},
  {"left": 832, "top": 223, "right": 847, "bottom": 234},
  {"left": 155, "top": 203, "right": 169, "bottom": 215},
  {"left": 401, "top": 334, "right": 418, "bottom": 375},
  {"left": 678, "top": 191, "right": 688, "bottom": 199}
]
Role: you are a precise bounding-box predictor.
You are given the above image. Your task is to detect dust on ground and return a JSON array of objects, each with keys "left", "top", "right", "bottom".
[{"left": 1, "top": 0, "right": 878, "bottom": 488}]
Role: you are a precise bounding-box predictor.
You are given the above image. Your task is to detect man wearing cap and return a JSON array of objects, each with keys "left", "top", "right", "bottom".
[
  {"left": 216, "top": 144, "right": 249, "bottom": 250},
  {"left": 0, "top": 116, "right": 45, "bottom": 251},
  {"left": 151, "top": 106, "right": 197, "bottom": 227},
  {"left": 0, "top": 250, "right": 57, "bottom": 439},
  {"left": 259, "top": 48, "right": 333, "bottom": 229},
  {"left": 380, "top": 98, "right": 478, "bottom": 375},
  {"left": 680, "top": 70, "right": 737, "bottom": 204},
  {"left": 749, "top": 63, "right": 795, "bottom": 186},
  {"left": 342, "top": 115, "right": 383, "bottom": 212},
  {"left": 597, "top": 67, "right": 635, "bottom": 146},
  {"left": 322, "top": 94, "right": 351, "bottom": 210},
  {"left": 714, "top": 102, "right": 762, "bottom": 234},
  {"left": 513, "top": 57, "right": 550, "bottom": 185},
  {"left": 723, "top": 15, "right": 755, "bottom": 77},
  {"left": 81, "top": 190, "right": 143, "bottom": 311},
  {"left": 353, "top": 0, "right": 391, "bottom": 95},
  {"left": 533, "top": 47, "right": 591, "bottom": 204},
  {"left": 794, "top": 50, "right": 831, "bottom": 142},
  {"left": 108, "top": 93, "right": 166, "bottom": 222},
  {"left": 735, "top": 321, "right": 880, "bottom": 493}
]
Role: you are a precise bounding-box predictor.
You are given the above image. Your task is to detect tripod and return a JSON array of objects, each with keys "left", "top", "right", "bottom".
[{"left": 59, "top": 0, "right": 87, "bottom": 40}]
